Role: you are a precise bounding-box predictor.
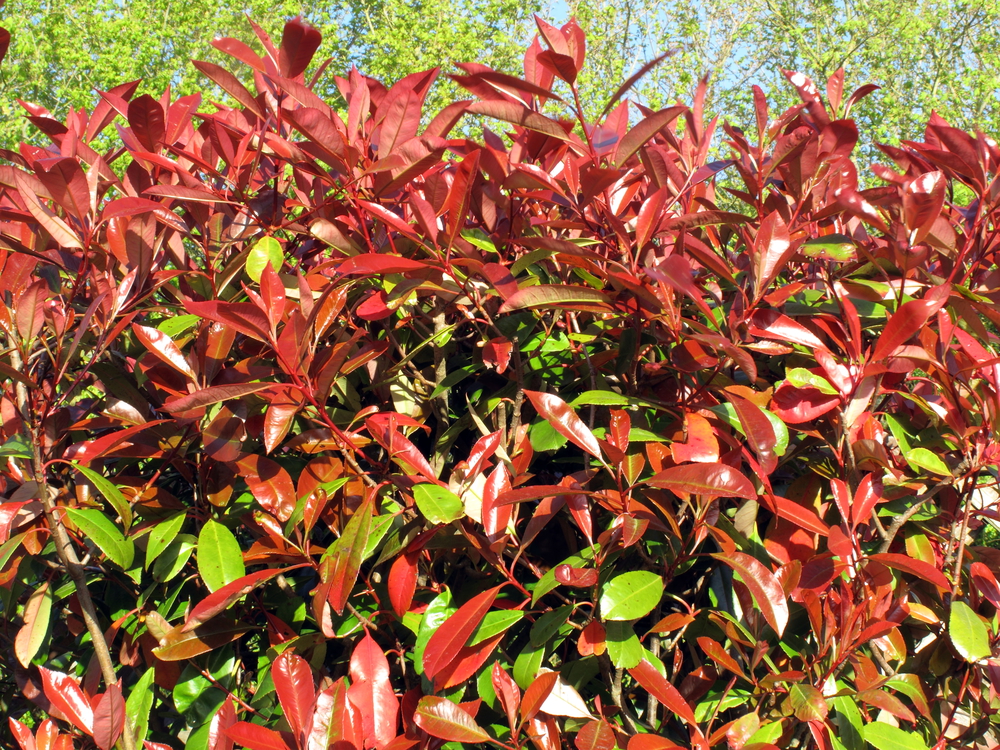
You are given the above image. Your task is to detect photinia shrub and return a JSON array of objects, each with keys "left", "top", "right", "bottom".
[{"left": 1, "top": 14, "right": 999, "bottom": 750}]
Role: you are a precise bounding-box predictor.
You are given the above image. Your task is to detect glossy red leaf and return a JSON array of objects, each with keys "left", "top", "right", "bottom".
[
  {"left": 226, "top": 722, "right": 294, "bottom": 750},
  {"left": 307, "top": 678, "right": 351, "bottom": 750},
  {"left": 696, "top": 636, "right": 746, "bottom": 679},
  {"left": 670, "top": 413, "right": 720, "bottom": 464},
  {"left": 184, "top": 300, "right": 272, "bottom": 342},
  {"left": 483, "top": 337, "right": 513, "bottom": 374},
  {"left": 575, "top": 720, "right": 617, "bottom": 750},
  {"left": 482, "top": 463, "right": 513, "bottom": 539},
  {"left": 209, "top": 699, "right": 237, "bottom": 750},
  {"left": 492, "top": 662, "right": 520, "bottom": 731},
  {"left": 711, "top": 550, "right": 789, "bottom": 636},
  {"left": 727, "top": 393, "right": 777, "bottom": 474},
  {"left": 520, "top": 670, "right": 559, "bottom": 722},
  {"left": 752, "top": 210, "right": 793, "bottom": 298},
  {"left": 14, "top": 170, "right": 83, "bottom": 248},
  {"left": 871, "top": 290, "right": 949, "bottom": 362},
  {"left": 388, "top": 550, "right": 420, "bottom": 618},
  {"left": 236, "top": 454, "right": 297, "bottom": 522},
  {"left": 555, "top": 564, "right": 599, "bottom": 588},
  {"left": 971, "top": 562, "right": 1000, "bottom": 608},
  {"left": 627, "top": 660, "right": 696, "bottom": 725},
  {"left": 321, "top": 496, "right": 373, "bottom": 615},
  {"left": 770, "top": 383, "right": 840, "bottom": 423},
  {"left": 132, "top": 323, "right": 195, "bottom": 379},
  {"left": 423, "top": 585, "right": 501, "bottom": 680},
  {"left": 867, "top": 553, "right": 950, "bottom": 589},
  {"left": 273, "top": 650, "right": 316, "bottom": 745},
  {"left": 645, "top": 463, "right": 755, "bottom": 499},
  {"left": 413, "top": 696, "right": 490, "bottom": 743},
  {"left": 36, "top": 157, "right": 91, "bottom": 221},
  {"left": 93, "top": 682, "right": 125, "bottom": 750},
  {"left": 851, "top": 473, "right": 884, "bottom": 528},
  {"left": 433, "top": 632, "right": 507, "bottom": 689},
  {"left": 902, "top": 171, "right": 945, "bottom": 242},
  {"left": 524, "top": 390, "right": 602, "bottom": 459},
  {"left": 279, "top": 17, "right": 322, "bottom": 78},
  {"left": 337, "top": 254, "right": 428, "bottom": 276},
  {"left": 613, "top": 106, "right": 686, "bottom": 167},
  {"left": 347, "top": 631, "right": 399, "bottom": 750},
  {"left": 152, "top": 618, "right": 250, "bottom": 661},
  {"left": 8, "top": 718, "right": 34, "bottom": 750},
  {"left": 627, "top": 735, "right": 684, "bottom": 750},
  {"left": 39, "top": 667, "right": 93, "bottom": 734}
]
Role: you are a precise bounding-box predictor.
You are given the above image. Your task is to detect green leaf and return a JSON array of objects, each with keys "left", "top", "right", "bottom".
[
  {"left": 785, "top": 367, "right": 839, "bottom": 395},
  {"left": 157, "top": 314, "right": 201, "bottom": 338},
  {"left": 197, "top": 520, "right": 245, "bottom": 593},
  {"left": 599, "top": 571, "right": 664, "bottom": 621},
  {"left": 152, "top": 534, "right": 196, "bottom": 583},
  {"left": 64, "top": 507, "right": 134, "bottom": 569},
  {"left": 787, "top": 683, "right": 828, "bottom": 721},
  {"left": 861, "top": 722, "right": 930, "bottom": 750},
  {"left": 126, "top": 667, "right": 157, "bottom": 747},
  {"left": 605, "top": 620, "right": 642, "bottom": 669},
  {"left": 532, "top": 546, "right": 599, "bottom": 605},
  {"left": 415, "top": 590, "right": 455, "bottom": 675},
  {"left": 0, "top": 433, "right": 32, "bottom": 458},
  {"left": 832, "top": 691, "right": 865, "bottom": 750},
  {"left": 905, "top": 447, "right": 951, "bottom": 476},
  {"left": 246, "top": 236, "right": 283, "bottom": 282},
  {"left": 413, "top": 484, "right": 464, "bottom": 524},
  {"left": 513, "top": 641, "right": 546, "bottom": 689},
  {"left": 145, "top": 512, "right": 186, "bottom": 569},
  {"left": 801, "top": 234, "right": 856, "bottom": 261},
  {"left": 362, "top": 512, "right": 396, "bottom": 560},
  {"left": 708, "top": 403, "right": 788, "bottom": 456},
  {"left": 529, "top": 605, "right": 573, "bottom": 647},
  {"left": 570, "top": 390, "right": 633, "bottom": 407},
  {"left": 884, "top": 414, "right": 914, "bottom": 456},
  {"left": 71, "top": 462, "right": 133, "bottom": 531},
  {"left": 469, "top": 610, "right": 524, "bottom": 647},
  {"left": 529, "top": 419, "right": 568, "bottom": 452},
  {"left": 949, "top": 600, "right": 991, "bottom": 662}
]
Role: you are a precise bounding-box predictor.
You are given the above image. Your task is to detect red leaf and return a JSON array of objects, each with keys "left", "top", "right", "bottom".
[
  {"left": 15, "top": 279, "right": 47, "bottom": 343},
  {"left": 273, "top": 651, "right": 316, "bottom": 745},
  {"left": 482, "top": 463, "right": 513, "bottom": 538},
  {"left": 902, "top": 171, "right": 945, "bottom": 242},
  {"left": 184, "top": 567, "right": 297, "bottom": 631},
  {"left": 337, "top": 254, "right": 428, "bottom": 276},
  {"left": 39, "top": 667, "right": 93, "bottom": 734},
  {"left": 491, "top": 663, "right": 520, "bottom": 732},
  {"left": 524, "top": 390, "right": 602, "bottom": 459},
  {"left": 972, "top": 562, "right": 1000, "bottom": 609},
  {"left": 307, "top": 678, "right": 353, "bottom": 750},
  {"left": 413, "top": 697, "right": 490, "bottom": 743},
  {"left": 696, "top": 637, "right": 746, "bottom": 679},
  {"left": 102, "top": 196, "right": 164, "bottom": 222},
  {"left": 132, "top": 323, "right": 196, "bottom": 379},
  {"left": 575, "top": 720, "right": 617, "bottom": 750},
  {"left": 752, "top": 210, "right": 793, "bottom": 298},
  {"left": 36, "top": 158, "right": 91, "bottom": 221},
  {"left": 748, "top": 309, "right": 827, "bottom": 351},
  {"left": 712, "top": 550, "right": 789, "bottom": 636},
  {"left": 284, "top": 108, "right": 346, "bottom": 164},
  {"left": 347, "top": 631, "right": 400, "bottom": 749},
  {"left": 93, "top": 682, "right": 125, "bottom": 750},
  {"left": 236, "top": 454, "right": 297, "bottom": 522},
  {"left": 770, "top": 383, "right": 840, "bottom": 423},
  {"left": 851, "top": 473, "right": 884, "bottom": 528},
  {"left": 867, "top": 553, "right": 950, "bottom": 589},
  {"left": 614, "top": 106, "right": 687, "bottom": 167},
  {"left": 127, "top": 94, "right": 165, "bottom": 152},
  {"left": 192, "top": 60, "right": 264, "bottom": 118},
  {"left": 388, "top": 550, "right": 419, "bottom": 618},
  {"left": 483, "top": 337, "right": 513, "bottom": 374},
  {"left": 423, "top": 586, "right": 501, "bottom": 680},
  {"left": 871, "top": 289, "right": 949, "bottom": 362},
  {"left": 184, "top": 300, "right": 272, "bottom": 342},
  {"left": 771, "top": 495, "right": 830, "bottom": 536},
  {"left": 279, "top": 17, "right": 322, "bottom": 78},
  {"left": 466, "top": 100, "right": 571, "bottom": 141},
  {"left": 628, "top": 734, "right": 684, "bottom": 750},
  {"left": 520, "top": 670, "right": 558, "bottom": 722},
  {"left": 645, "top": 463, "right": 755, "bottom": 499},
  {"left": 320, "top": 496, "right": 373, "bottom": 615},
  {"left": 432, "top": 632, "right": 506, "bottom": 690},
  {"left": 646, "top": 255, "right": 715, "bottom": 321},
  {"left": 726, "top": 393, "right": 777, "bottom": 474},
  {"left": 670, "top": 413, "right": 720, "bottom": 464},
  {"left": 209, "top": 699, "right": 237, "bottom": 750},
  {"left": 226, "top": 722, "right": 294, "bottom": 750},
  {"left": 627, "top": 660, "right": 697, "bottom": 726},
  {"left": 14, "top": 170, "right": 83, "bottom": 248},
  {"left": 555, "top": 565, "right": 599, "bottom": 588},
  {"left": 162, "top": 383, "right": 275, "bottom": 414}
]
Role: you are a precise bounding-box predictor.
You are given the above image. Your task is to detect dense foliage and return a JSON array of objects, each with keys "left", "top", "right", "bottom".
[
  {"left": 1, "top": 15, "right": 1000, "bottom": 750},
  {"left": 2, "top": 1, "right": 1000, "bottom": 150}
]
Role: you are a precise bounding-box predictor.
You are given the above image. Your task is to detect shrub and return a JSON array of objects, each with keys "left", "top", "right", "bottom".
[{"left": 1, "top": 15, "right": 998, "bottom": 750}]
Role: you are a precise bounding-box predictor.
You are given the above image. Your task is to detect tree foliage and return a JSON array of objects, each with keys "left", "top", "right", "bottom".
[{"left": 1, "top": 13, "right": 1000, "bottom": 750}]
